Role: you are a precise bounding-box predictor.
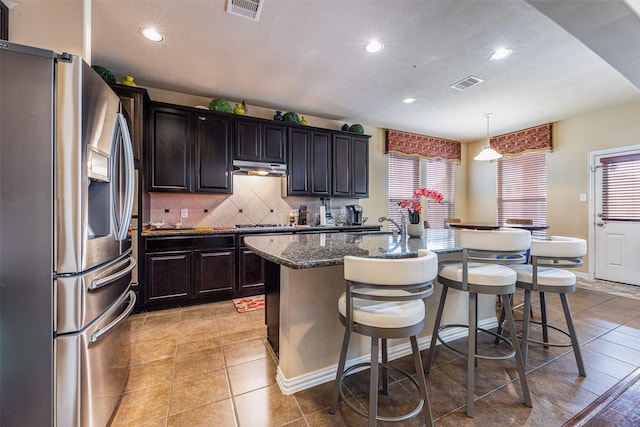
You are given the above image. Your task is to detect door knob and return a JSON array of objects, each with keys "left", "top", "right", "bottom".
[{"left": 596, "top": 222, "right": 604, "bottom": 227}]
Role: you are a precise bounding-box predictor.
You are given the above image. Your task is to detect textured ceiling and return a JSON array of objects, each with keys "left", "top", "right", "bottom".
[{"left": 88, "top": 0, "right": 640, "bottom": 142}]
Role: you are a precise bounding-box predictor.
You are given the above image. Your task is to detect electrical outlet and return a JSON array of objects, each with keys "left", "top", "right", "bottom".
[{"left": 181, "top": 208, "right": 188, "bottom": 218}]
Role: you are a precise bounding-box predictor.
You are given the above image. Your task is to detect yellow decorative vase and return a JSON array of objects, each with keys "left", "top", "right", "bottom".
[
  {"left": 121, "top": 75, "right": 137, "bottom": 87},
  {"left": 234, "top": 103, "right": 245, "bottom": 115}
]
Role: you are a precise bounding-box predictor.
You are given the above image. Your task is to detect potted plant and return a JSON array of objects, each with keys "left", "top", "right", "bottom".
[{"left": 399, "top": 187, "right": 444, "bottom": 237}]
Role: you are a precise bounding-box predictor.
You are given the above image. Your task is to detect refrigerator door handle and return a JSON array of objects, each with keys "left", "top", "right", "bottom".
[
  {"left": 90, "top": 290, "right": 137, "bottom": 344},
  {"left": 112, "top": 112, "right": 135, "bottom": 241},
  {"left": 89, "top": 257, "right": 136, "bottom": 291}
]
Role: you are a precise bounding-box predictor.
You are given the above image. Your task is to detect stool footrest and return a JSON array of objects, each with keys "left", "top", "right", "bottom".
[
  {"left": 516, "top": 319, "right": 574, "bottom": 348},
  {"left": 436, "top": 324, "right": 516, "bottom": 361},
  {"left": 338, "top": 362, "right": 424, "bottom": 422}
]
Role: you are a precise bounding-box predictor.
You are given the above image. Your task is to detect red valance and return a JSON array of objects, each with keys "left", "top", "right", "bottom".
[
  {"left": 491, "top": 123, "right": 553, "bottom": 156},
  {"left": 385, "top": 129, "right": 461, "bottom": 163}
]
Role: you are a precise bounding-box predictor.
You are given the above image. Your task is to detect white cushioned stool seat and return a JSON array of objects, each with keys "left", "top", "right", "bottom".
[
  {"left": 344, "top": 250, "right": 438, "bottom": 285},
  {"left": 509, "top": 265, "right": 576, "bottom": 288},
  {"left": 338, "top": 289, "right": 425, "bottom": 329},
  {"left": 439, "top": 263, "right": 517, "bottom": 288},
  {"left": 530, "top": 236, "right": 586, "bottom": 258},
  {"left": 330, "top": 249, "right": 438, "bottom": 427}
]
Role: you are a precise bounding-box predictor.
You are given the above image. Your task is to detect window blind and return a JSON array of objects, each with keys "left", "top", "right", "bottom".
[
  {"left": 497, "top": 151, "right": 547, "bottom": 236},
  {"left": 601, "top": 153, "right": 640, "bottom": 221},
  {"left": 425, "top": 160, "right": 454, "bottom": 229},
  {"left": 388, "top": 154, "right": 454, "bottom": 228},
  {"left": 388, "top": 154, "right": 420, "bottom": 226}
]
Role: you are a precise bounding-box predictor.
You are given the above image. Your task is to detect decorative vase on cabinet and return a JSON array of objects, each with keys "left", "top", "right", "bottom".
[{"left": 407, "top": 222, "right": 424, "bottom": 238}]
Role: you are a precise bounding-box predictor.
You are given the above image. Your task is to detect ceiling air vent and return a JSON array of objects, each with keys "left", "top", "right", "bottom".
[
  {"left": 226, "top": 0, "right": 264, "bottom": 21},
  {"left": 450, "top": 75, "right": 484, "bottom": 91}
]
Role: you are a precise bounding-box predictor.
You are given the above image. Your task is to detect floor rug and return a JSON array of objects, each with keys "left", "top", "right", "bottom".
[
  {"left": 575, "top": 276, "right": 640, "bottom": 300},
  {"left": 232, "top": 295, "right": 265, "bottom": 313}
]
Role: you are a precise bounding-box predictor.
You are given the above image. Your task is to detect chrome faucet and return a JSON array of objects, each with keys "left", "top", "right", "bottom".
[{"left": 378, "top": 216, "right": 407, "bottom": 239}]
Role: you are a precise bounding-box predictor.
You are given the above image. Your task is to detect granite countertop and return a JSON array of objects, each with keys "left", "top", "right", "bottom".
[
  {"left": 243, "top": 229, "right": 461, "bottom": 269},
  {"left": 140, "top": 224, "right": 381, "bottom": 237}
]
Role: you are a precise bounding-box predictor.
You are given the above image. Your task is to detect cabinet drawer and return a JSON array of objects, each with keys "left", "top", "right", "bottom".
[{"left": 145, "top": 235, "right": 236, "bottom": 251}]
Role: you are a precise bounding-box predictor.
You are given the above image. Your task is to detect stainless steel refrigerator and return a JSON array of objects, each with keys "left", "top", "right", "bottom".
[{"left": 0, "top": 42, "right": 136, "bottom": 426}]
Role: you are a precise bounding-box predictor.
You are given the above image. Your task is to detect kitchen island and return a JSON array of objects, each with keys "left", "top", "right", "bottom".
[{"left": 244, "top": 230, "right": 500, "bottom": 395}]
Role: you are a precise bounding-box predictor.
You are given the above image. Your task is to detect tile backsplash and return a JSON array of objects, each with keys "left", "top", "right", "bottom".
[{"left": 149, "top": 175, "right": 360, "bottom": 228}]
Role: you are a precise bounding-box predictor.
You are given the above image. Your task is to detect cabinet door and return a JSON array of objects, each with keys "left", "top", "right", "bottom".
[
  {"left": 238, "top": 247, "right": 265, "bottom": 292},
  {"left": 235, "top": 119, "right": 261, "bottom": 161},
  {"left": 149, "top": 105, "right": 191, "bottom": 191},
  {"left": 310, "top": 131, "right": 331, "bottom": 196},
  {"left": 262, "top": 123, "right": 286, "bottom": 163},
  {"left": 110, "top": 85, "right": 148, "bottom": 162},
  {"left": 332, "top": 134, "right": 352, "bottom": 197},
  {"left": 194, "top": 249, "right": 235, "bottom": 295},
  {"left": 352, "top": 136, "right": 369, "bottom": 197},
  {"left": 145, "top": 251, "right": 191, "bottom": 303},
  {"left": 287, "top": 128, "right": 310, "bottom": 195},
  {"left": 194, "top": 113, "right": 232, "bottom": 193}
]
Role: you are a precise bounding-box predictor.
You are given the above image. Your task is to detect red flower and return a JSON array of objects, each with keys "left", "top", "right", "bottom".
[{"left": 398, "top": 187, "right": 444, "bottom": 223}]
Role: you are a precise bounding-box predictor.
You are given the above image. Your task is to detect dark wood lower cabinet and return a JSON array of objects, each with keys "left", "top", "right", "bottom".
[
  {"left": 238, "top": 247, "right": 265, "bottom": 292},
  {"left": 146, "top": 251, "right": 191, "bottom": 302},
  {"left": 142, "top": 235, "right": 238, "bottom": 310},
  {"left": 194, "top": 249, "right": 236, "bottom": 295}
]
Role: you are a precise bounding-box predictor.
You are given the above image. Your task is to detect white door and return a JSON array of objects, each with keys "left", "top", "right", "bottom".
[{"left": 592, "top": 147, "right": 640, "bottom": 285}]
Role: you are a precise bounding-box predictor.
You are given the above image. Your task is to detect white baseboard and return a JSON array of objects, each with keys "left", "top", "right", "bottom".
[{"left": 276, "top": 316, "right": 499, "bottom": 395}]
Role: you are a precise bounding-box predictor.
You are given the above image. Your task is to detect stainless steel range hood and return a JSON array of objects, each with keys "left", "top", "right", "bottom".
[{"left": 233, "top": 160, "right": 287, "bottom": 176}]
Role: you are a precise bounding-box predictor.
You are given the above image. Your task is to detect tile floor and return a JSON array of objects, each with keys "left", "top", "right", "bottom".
[{"left": 109, "top": 279, "right": 640, "bottom": 426}]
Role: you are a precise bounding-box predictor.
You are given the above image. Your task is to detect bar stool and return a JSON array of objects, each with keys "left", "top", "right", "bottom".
[
  {"left": 424, "top": 228, "right": 532, "bottom": 417},
  {"left": 329, "top": 249, "right": 438, "bottom": 427},
  {"left": 505, "top": 236, "right": 587, "bottom": 375}
]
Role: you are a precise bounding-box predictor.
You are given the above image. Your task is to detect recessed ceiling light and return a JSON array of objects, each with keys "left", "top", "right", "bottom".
[
  {"left": 402, "top": 97, "right": 416, "bottom": 104},
  {"left": 490, "top": 48, "right": 512, "bottom": 60},
  {"left": 364, "top": 40, "right": 384, "bottom": 53},
  {"left": 140, "top": 27, "right": 164, "bottom": 42}
]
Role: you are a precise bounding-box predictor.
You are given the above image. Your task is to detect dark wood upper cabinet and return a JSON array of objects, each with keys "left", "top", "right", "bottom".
[
  {"left": 149, "top": 104, "right": 192, "bottom": 192},
  {"left": 351, "top": 135, "right": 369, "bottom": 197},
  {"left": 110, "top": 84, "right": 149, "bottom": 164},
  {"left": 287, "top": 128, "right": 310, "bottom": 194},
  {"left": 332, "top": 133, "right": 370, "bottom": 198},
  {"left": 148, "top": 102, "right": 232, "bottom": 194},
  {"left": 332, "top": 134, "right": 352, "bottom": 197},
  {"left": 195, "top": 113, "right": 232, "bottom": 193},
  {"left": 287, "top": 127, "right": 331, "bottom": 196},
  {"left": 235, "top": 117, "right": 286, "bottom": 163},
  {"left": 0, "top": 1, "right": 8, "bottom": 41}
]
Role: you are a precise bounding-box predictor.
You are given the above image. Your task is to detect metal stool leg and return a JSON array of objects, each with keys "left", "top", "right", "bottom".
[
  {"left": 521, "top": 289, "right": 532, "bottom": 370},
  {"left": 425, "top": 286, "right": 448, "bottom": 373},
  {"left": 560, "top": 293, "right": 586, "bottom": 376},
  {"left": 411, "top": 335, "right": 433, "bottom": 427},
  {"left": 540, "top": 292, "right": 549, "bottom": 347},
  {"left": 467, "top": 292, "right": 477, "bottom": 417},
  {"left": 369, "top": 337, "right": 379, "bottom": 427},
  {"left": 382, "top": 338, "right": 389, "bottom": 395},
  {"left": 503, "top": 293, "right": 532, "bottom": 408},
  {"left": 329, "top": 328, "right": 351, "bottom": 413}
]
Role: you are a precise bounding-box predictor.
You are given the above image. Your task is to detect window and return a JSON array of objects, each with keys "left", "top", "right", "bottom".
[
  {"left": 600, "top": 153, "right": 640, "bottom": 221},
  {"left": 497, "top": 151, "right": 547, "bottom": 235},
  {"left": 388, "top": 153, "right": 454, "bottom": 228}
]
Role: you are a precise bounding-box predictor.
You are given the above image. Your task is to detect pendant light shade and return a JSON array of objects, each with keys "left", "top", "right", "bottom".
[{"left": 474, "top": 114, "right": 502, "bottom": 161}]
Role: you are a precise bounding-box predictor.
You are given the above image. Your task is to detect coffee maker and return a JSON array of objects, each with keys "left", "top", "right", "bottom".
[{"left": 345, "top": 205, "right": 363, "bottom": 226}]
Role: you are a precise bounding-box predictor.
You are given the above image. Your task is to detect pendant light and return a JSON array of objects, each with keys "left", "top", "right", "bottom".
[{"left": 474, "top": 113, "right": 502, "bottom": 161}]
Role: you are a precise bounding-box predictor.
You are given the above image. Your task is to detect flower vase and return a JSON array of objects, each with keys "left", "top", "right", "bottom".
[{"left": 407, "top": 222, "right": 424, "bottom": 238}]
